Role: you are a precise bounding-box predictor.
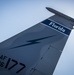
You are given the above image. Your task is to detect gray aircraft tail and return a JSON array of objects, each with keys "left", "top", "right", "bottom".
[{"left": 0, "top": 7, "right": 73, "bottom": 75}]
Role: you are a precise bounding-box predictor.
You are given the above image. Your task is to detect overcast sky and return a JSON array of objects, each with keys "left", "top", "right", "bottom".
[{"left": 0, "top": 0, "right": 74, "bottom": 75}]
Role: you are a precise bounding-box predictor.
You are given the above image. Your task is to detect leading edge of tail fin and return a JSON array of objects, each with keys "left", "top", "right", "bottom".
[{"left": 46, "top": 7, "right": 74, "bottom": 25}]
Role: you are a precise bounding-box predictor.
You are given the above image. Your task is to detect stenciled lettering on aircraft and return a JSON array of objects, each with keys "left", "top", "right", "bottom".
[
  {"left": 41, "top": 19, "right": 71, "bottom": 36},
  {"left": 0, "top": 55, "right": 26, "bottom": 74},
  {"left": 49, "top": 21, "right": 65, "bottom": 33}
]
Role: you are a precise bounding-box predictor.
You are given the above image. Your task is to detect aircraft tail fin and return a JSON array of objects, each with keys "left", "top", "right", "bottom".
[
  {"left": 46, "top": 7, "right": 74, "bottom": 25},
  {"left": 0, "top": 7, "right": 73, "bottom": 75}
]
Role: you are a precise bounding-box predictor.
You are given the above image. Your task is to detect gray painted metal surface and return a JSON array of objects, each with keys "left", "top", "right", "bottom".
[{"left": 0, "top": 7, "right": 73, "bottom": 75}]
